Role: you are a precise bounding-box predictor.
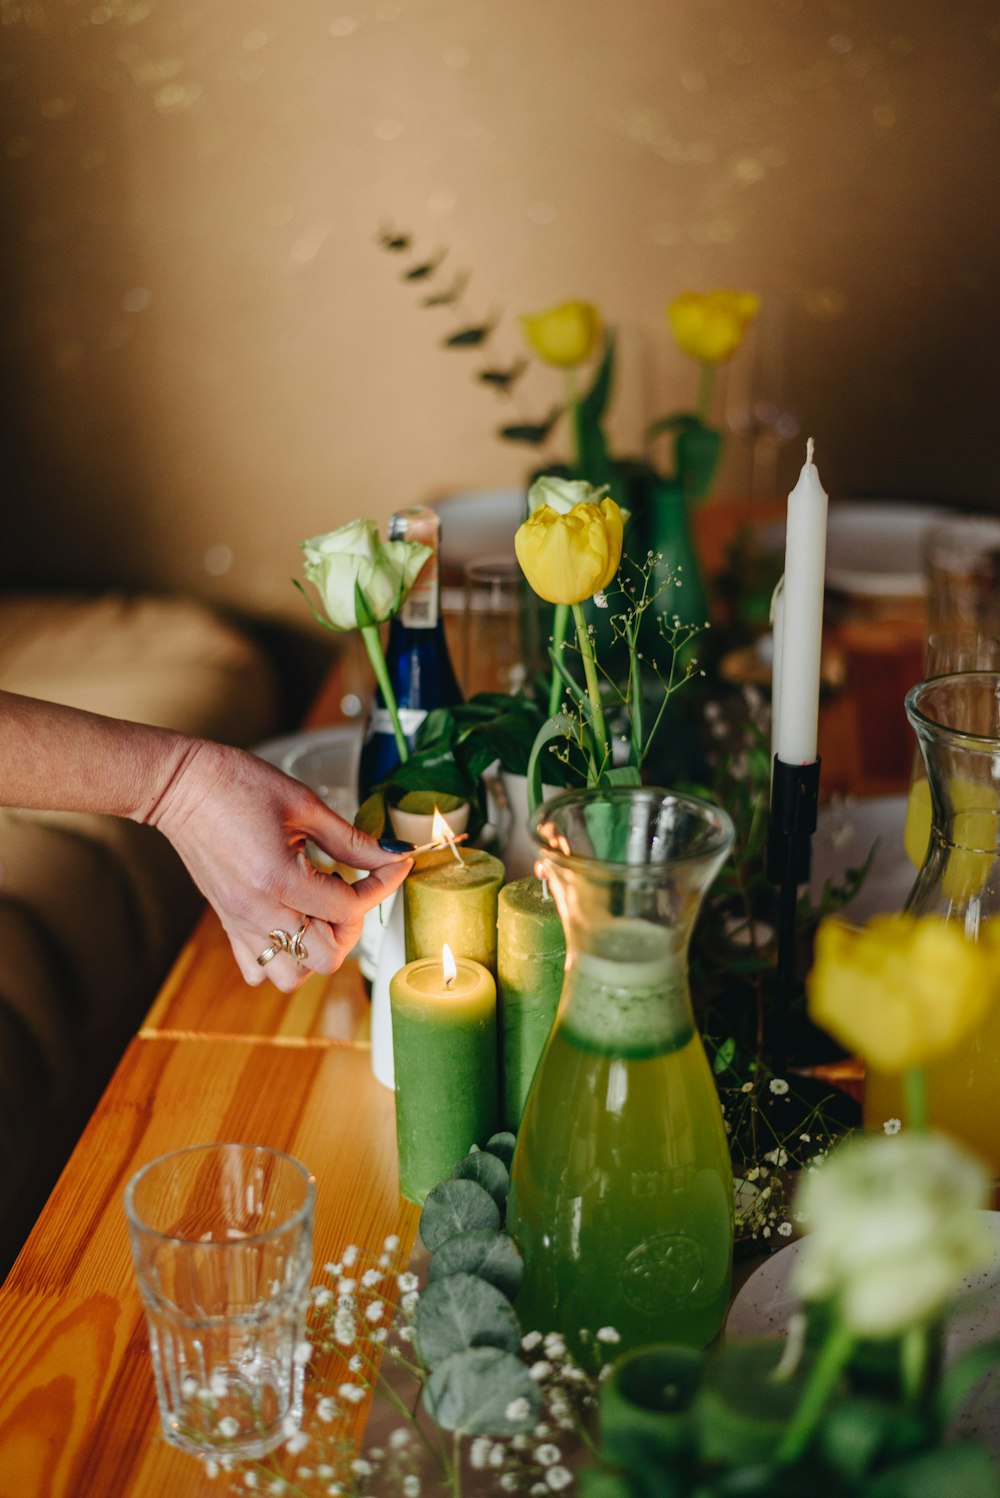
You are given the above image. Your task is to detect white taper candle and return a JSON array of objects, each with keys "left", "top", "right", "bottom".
[{"left": 775, "top": 439, "right": 829, "bottom": 765}]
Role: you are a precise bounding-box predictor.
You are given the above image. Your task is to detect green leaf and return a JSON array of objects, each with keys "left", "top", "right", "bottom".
[
  {"left": 675, "top": 421, "right": 722, "bottom": 504},
  {"left": 936, "top": 1336, "right": 1000, "bottom": 1428},
  {"left": 817, "top": 1397, "right": 918, "bottom": 1483},
  {"left": 527, "top": 713, "right": 574, "bottom": 813},
  {"left": 693, "top": 1340, "right": 820, "bottom": 1467},
  {"left": 578, "top": 1471, "right": 649, "bottom": 1498},
  {"left": 864, "top": 1439, "right": 1000, "bottom": 1498},
  {"left": 415, "top": 1271, "right": 522, "bottom": 1366},
  {"left": 600, "top": 765, "right": 642, "bottom": 788},
  {"left": 419, "top": 1178, "right": 502, "bottom": 1252},
  {"left": 427, "top": 1228, "right": 524, "bottom": 1301},
  {"left": 451, "top": 1149, "right": 510, "bottom": 1207},
  {"left": 423, "top": 1346, "right": 540, "bottom": 1433},
  {"left": 394, "top": 789, "right": 465, "bottom": 817},
  {"left": 483, "top": 1131, "right": 517, "bottom": 1169},
  {"left": 354, "top": 790, "right": 387, "bottom": 838}
]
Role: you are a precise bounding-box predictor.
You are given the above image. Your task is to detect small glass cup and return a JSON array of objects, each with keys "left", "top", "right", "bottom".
[
  {"left": 924, "top": 514, "right": 1000, "bottom": 638},
  {"left": 125, "top": 1142, "right": 315, "bottom": 1462},
  {"left": 461, "top": 555, "right": 527, "bottom": 697},
  {"left": 283, "top": 730, "right": 360, "bottom": 875}
]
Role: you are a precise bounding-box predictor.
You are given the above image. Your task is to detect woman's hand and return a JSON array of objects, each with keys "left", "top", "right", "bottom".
[{"left": 149, "top": 739, "right": 412, "bottom": 991}]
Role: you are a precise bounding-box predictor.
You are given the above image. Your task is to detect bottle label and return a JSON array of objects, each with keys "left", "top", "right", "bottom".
[
  {"left": 367, "top": 705, "right": 428, "bottom": 740},
  {"left": 392, "top": 508, "right": 441, "bottom": 630}
]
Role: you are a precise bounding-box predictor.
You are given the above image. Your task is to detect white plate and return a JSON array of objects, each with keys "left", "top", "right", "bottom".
[
  {"left": 809, "top": 794, "right": 915, "bottom": 924},
  {"left": 759, "top": 501, "right": 952, "bottom": 599},
  {"left": 252, "top": 724, "right": 362, "bottom": 779},
  {"left": 727, "top": 1212, "right": 1000, "bottom": 1453},
  {"left": 432, "top": 487, "right": 526, "bottom": 578}
]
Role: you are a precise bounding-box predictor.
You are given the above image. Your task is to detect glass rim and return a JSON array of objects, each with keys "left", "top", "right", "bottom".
[
  {"left": 124, "top": 1140, "right": 316, "bottom": 1246},
  {"left": 905, "top": 671, "right": 1000, "bottom": 752},
  {"left": 531, "top": 784, "right": 735, "bottom": 872}
]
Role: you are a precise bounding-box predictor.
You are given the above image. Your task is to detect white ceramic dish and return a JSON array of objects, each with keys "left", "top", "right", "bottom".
[
  {"left": 809, "top": 794, "right": 914, "bottom": 924},
  {"left": 759, "top": 501, "right": 952, "bottom": 599}
]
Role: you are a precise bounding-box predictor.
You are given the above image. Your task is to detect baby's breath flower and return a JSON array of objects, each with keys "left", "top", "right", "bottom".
[
  {"left": 546, "top": 1470, "right": 573, "bottom": 1492},
  {"left": 324, "top": 1261, "right": 341, "bottom": 1277},
  {"left": 181, "top": 1376, "right": 198, "bottom": 1398},
  {"left": 777, "top": 1222, "right": 793, "bottom": 1238},
  {"left": 402, "top": 1478, "right": 421, "bottom": 1498},
  {"left": 342, "top": 1245, "right": 359, "bottom": 1266},
  {"left": 268, "top": 1480, "right": 287, "bottom": 1496},
  {"left": 769, "top": 1077, "right": 789, "bottom": 1096},
  {"left": 243, "top": 1475, "right": 258, "bottom": 1490},
  {"left": 500, "top": 1477, "right": 519, "bottom": 1493},
  {"left": 292, "top": 1341, "right": 312, "bottom": 1366},
  {"left": 365, "top": 1300, "right": 384, "bottom": 1322},
  {"left": 390, "top": 1427, "right": 412, "bottom": 1448},
  {"left": 401, "top": 1291, "right": 419, "bottom": 1316},
  {"left": 205, "top": 1462, "right": 220, "bottom": 1480},
  {"left": 596, "top": 1327, "right": 621, "bottom": 1344},
  {"left": 217, "top": 1416, "right": 240, "bottom": 1439},
  {"left": 883, "top": 1117, "right": 902, "bottom": 1136},
  {"left": 315, "top": 1396, "right": 337, "bottom": 1422},
  {"left": 470, "top": 1437, "right": 492, "bottom": 1470},
  {"left": 397, "top": 1271, "right": 419, "bottom": 1293},
  {"left": 361, "top": 1268, "right": 382, "bottom": 1287},
  {"left": 338, "top": 1383, "right": 366, "bottom": 1404},
  {"left": 536, "top": 1443, "right": 561, "bottom": 1466},
  {"left": 529, "top": 1360, "right": 553, "bottom": 1380},
  {"left": 489, "top": 1442, "right": 506, "bottom": 1467},
  {"left": 741, "top": 1081, "right": 754, "bottom": 1093},
  {"left": 312, "top": 1286, "right": 333, "bottom": 1307},
  {"left": 337, "top": 1278, "right": 356, "bottom": 1295},
  {"left": 505, "top": 1397, "right": 531, "bottom": 1422},
  {"left": 542, "top": 1334, "right": 566, "bottom": 1358},
  {"left": 371, "top": 1326, "right": 388, "bottom": 1342},
  {"left": 351, "top": 1459, "right": 372, "bottom": 1477},
  {"left": 521, "top": 1331, "right": 543, "bottom": 1351},
  {"left": 348, "top": 1354, "right": 364, "bottom": 1373},
  {"left": 209, "top": 1371, "right": 228, "bottom": 1398},
  {"left": 384, "top": 1233, "right": 400, "bottom": 1252},
  {"left": 285, "top": 1431, "right": 309, "bottom": 1455}
]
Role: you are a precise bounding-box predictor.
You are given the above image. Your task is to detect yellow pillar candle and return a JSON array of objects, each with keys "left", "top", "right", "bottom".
[
  {"left": 497, "top": 877, "right": 566, "bottom": 1130},
  {"left": 390, "top": 949, "right": 499, "bottom": 1204},
  {"left": 403, "top": 846, "right": 506, "bottom": 970}
]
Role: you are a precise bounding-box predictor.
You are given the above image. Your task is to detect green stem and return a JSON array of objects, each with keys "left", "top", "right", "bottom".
[
  {"left": 452, "top": 1429, "right": 463, "bottom": 1498},
  {"left": 571, "top": 601, "right": 609, "bottom": 771},
  {"left": 900, "top": 1324, "right": 932, "bottom": 1411},
  {"left": 565, "top": 367, "right": 583, "bottom": 472},
  {"left": 776, "top": 1319, "right": 855, "bottom": 1466},
  {"left": 548, "top": 603, "right": 570, "bottom": 716},
  {"left": 903, "top": 1067, "right": 929, "bottom": 1131},
  {"left": 360, "top": 623, "right": 408, "bottom": 764},
  {"left": 696, "top": 362, "right": 715, "bottom": 424}
]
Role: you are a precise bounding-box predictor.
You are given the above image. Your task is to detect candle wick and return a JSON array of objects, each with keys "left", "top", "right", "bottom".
[
  {"left": 805, "top": 435, "right": 815, "bottom": 466},
  {"left": 447, "top": 834, "right": 463, "bottom": 866}
]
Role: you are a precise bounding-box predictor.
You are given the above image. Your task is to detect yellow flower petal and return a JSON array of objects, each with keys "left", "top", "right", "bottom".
[
  {"left": 807, "top": 915, "right": 999, "bottom": 1073},
  {"left": 514, "top": 498, "right": 623, "bottom": 606},
  {"left": 520, "top": 300, "right": 601, "bottom": 368},
  {"left": 666, "top": 289, "right": 761, "bottom": 365}
]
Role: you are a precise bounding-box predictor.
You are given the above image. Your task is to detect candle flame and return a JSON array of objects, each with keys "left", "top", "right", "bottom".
[
  {"left": 432, "top": 806, "right": 464, "bottom": 865},
  {"left": 442, "top": 943, "right": 457, "bottom": 987}
]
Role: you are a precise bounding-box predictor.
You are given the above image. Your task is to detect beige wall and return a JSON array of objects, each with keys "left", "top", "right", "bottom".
[{"left": 1, "top": 0, "right": 998, "bottom": 625}]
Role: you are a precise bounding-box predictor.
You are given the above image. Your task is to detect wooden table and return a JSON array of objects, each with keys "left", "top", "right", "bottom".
[
  {"left": 0, "top": 896, "right": 419, "bottom": 1496},
  {"left": 0, "top": 498, "right": 931, "bottom": 1494}
]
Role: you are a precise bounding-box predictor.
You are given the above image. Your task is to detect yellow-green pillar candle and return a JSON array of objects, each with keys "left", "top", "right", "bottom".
[
  {"left": 390, "top": 953, "right": 499, "bottom": 1204},
  {"left": 403, "top": 847, "right": 506, "bottom": 970},
  {"left": 497, "top": 876, "right": 566, "bottom": 1130}
]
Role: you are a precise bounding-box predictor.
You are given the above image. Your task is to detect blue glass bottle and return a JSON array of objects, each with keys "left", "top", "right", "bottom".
[{"left": 357, "top": 507, "right": 462, "bottom": 800}]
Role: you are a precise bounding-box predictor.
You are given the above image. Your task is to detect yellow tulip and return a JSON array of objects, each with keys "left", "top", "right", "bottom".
[
  {"left": 807, "top": 915, "right": 1000, "bottom": 1074},
  {"left": 515, "top": 498, "right": 624, "bottom": 606},
  {"left": 520, "top": 300, "right": 601, "bottom": 368},
  {"left": 666, "top": 289, "right": 761, "bottom": 365}
]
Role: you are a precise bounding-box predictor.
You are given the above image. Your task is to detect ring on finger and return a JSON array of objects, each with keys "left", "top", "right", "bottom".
[{"left": 288, "top": 919, "right": 310, "bottom": 963}]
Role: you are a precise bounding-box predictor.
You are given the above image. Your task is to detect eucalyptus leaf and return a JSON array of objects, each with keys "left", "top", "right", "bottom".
[
  {"left": 423, "top": 1346, "right": 540, "bottom": 1434},
  {"left": 578, "top": 1471, "right": 650, "bottom": 1498},
  {"left": 426, "top": 1228, "right": 524, "bottom": 1301},
  {"left": 452, "top": 1149, "right": 510, "bottom": 1207},
  {"left": 483, "top": 1131, "right": 517, "bottom": 1169},
  {"left": 415, "top": 1271, "right": 521, "bottom": 1366},
  {"left": 419, "top": 1177, "right": 501, "bottom": 1252}
]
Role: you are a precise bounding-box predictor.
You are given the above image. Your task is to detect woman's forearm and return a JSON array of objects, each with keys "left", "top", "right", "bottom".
[{"left": 0, "top": 689, "right": 195, "bottom": 822}]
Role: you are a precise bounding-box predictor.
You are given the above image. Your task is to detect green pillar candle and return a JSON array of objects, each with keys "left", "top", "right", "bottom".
[
  {"left": 390, "top": 953, "right": 499, "bottom": 1204},
  {"left": 403, "top": 847, "right": 506, "bottom": 970},
  {"left": 497, "top": 876, "right": 566, "bottom": 1130}
]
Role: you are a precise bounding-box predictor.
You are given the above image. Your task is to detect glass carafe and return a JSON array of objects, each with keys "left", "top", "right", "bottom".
[
  {"left": 506, "top": 786, "right": 735, "bottom": 1362},
  {"left": 867, "top": 672, "right": 1000, "bottom": 1171}
]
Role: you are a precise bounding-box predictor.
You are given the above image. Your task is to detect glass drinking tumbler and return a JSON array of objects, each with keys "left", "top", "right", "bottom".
[{"left": 125, "top": 1142, "right": 315, "bottom": 1461}]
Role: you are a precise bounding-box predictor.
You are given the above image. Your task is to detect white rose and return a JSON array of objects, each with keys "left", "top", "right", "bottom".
[
  {"left": 527, "top": 475, "right": 608, "bottom": 514},
  {"left": 792, "top": 1130, "right": 994, "bottom": 1337},
  {"left": 300, "top": 519, "right": 430, "bottom": 631}
]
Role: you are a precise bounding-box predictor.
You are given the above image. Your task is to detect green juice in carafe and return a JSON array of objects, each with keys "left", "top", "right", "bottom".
[{"left": 507, "top": 922, "right": 733, "bottom": 1362}]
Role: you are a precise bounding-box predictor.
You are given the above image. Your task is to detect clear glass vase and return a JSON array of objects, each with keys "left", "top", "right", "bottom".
[
  {"left": 506, "top": 786, "right": 735, "bottom": 1362},
  {"left": 866, "top": 672, "right": 1000, "bottom": 1170}
]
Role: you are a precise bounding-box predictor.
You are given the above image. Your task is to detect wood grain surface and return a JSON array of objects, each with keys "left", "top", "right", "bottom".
[{"left": 0, "top": 1035, "right": 417, "bottom": 1498}]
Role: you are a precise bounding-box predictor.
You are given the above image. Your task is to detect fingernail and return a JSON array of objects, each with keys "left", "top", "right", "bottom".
[{"left": 378, "top": 836, "right": 416, "bottom": 853}]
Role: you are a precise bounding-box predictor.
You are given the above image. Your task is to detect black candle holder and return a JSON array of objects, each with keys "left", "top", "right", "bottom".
[{"left": 767, "top": 756, "right": 821, "bottom": 1070}]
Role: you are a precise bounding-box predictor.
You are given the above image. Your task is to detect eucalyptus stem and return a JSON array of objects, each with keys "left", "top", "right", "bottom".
[
  {"left": 903, "top": 1067, "right": 929, "bottom": 1131},
  {"left": 548, "top": 603, "right": 570, "bottom": 716},
  {"left": 571, "top": 601, "right": 609, "bottom": 770},
  {"left": 360, "top": 623, "right": 408, "bottom": 763},
  {"left": 775, "top": 1319, "right": 855, "bottom": 1466}
]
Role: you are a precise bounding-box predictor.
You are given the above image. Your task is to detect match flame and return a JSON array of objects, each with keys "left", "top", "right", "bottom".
[
  {"left": 442, "top": 943, "right": 457, "bottom": 987},
  {"left": 431, "top": 806, "right": 452, "bottom": 843}
]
